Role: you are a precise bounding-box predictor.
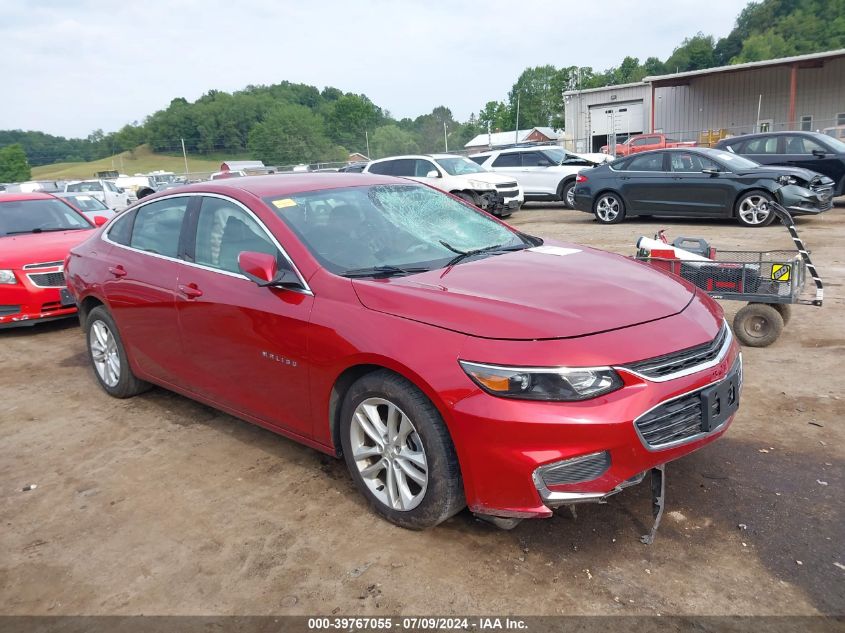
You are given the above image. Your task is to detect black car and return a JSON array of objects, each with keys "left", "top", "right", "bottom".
[
  {"left": 338, "top": 162, "right": 368, "bottom": 173},
  {"left": 572, "top": 147, "right": 835, "bottom": 227},
  {"left": 715, "top": 131, "right": 845, "bottom": 197}
]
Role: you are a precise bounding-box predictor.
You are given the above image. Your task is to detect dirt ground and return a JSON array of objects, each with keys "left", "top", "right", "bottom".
[{"left": 1, "top": 201, "right": 843, "bottom": 618}]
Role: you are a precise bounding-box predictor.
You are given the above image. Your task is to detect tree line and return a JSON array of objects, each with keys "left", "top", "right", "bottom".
[{"left": 1, "top": 0, "right": 842, "bottom": 177}]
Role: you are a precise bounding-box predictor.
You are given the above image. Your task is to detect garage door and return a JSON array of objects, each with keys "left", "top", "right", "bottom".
[{"left": 589, "top": 102, "right": 644, "bottom": 135}]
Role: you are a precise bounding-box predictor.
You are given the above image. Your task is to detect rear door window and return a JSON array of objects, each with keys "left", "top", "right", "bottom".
[
  {"left": 491, "top": 153, "right": 521, "bottom": 167},
  {"left": 743, "top": 137, "right": 779, "bottom": 154},
  {"left": 129, "top": 197, "right": 190, "bottom": 258},
  {"left": 625, "top": 153, "right": 666, "bottom": 171},
  {"left": 367, "top": 161, "right": 395, "bottom": 176},
  {"left": 388, "top": 159, "right": 418, "bottom": 177}
]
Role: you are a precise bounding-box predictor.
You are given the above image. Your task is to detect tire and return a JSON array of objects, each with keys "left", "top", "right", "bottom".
[
  {"left": 559, "top": 180, "right": 576, "bottom": 209},
  {"left": 594, "top": 192, "right": 625, "bottom": 224},
  {"left": 773, "top": 303, "right": 792, "bottom": 325},
  {"left": 339, "top": 370, "right": 465, "bottom": 529},
  {"left": 453, "top": 191, "right": 478, "bottom": 207},
  {"left": 732, "top": 303, "right": 784, "bottom": 347},
  {"left": 85, "top": 306, "right": 150, "bottom": 398},
  {"left": 735, "top": 191, "right": 776, "bottom": 227}
]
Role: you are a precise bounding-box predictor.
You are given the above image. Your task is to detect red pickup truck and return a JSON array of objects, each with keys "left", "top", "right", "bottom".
[{"left": 602, "top": 134, "right": 696, "bottom": 157}]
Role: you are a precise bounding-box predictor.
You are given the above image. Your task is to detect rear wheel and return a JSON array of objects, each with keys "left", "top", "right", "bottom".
[
  {"left": 340, "top": 370, "right": 465, "bottom": 529},
  {"left": 594, "top": 192, "right": 625, "bottom": 224},
  {"left": 559, "top": 180, "right": 576, "bottom": 209},
  {"left": 86, "top": 306, "right": 150, "bottom": 397},
  {"left": 735, "top": 191, "right": 776, "bottom": 227},
  {"left": 733, "top": 303, "right": 784, "bottom": 347}
]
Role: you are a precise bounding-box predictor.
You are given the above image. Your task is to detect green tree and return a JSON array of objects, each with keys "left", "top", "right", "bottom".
[
  {"left": 477, "top": 100, "right": 513, "bottom": 132},
  {"left": 369, "top": 125, "right": 419, "bottom": 158},
  {"left": 508, "top": 65, "right": 569, "bottom": 128},
  {"left": 323, "top": 94, "right": 383, "bottom": 152},
  {"left": 247, "top": 103, "right": 335, "bottom": 165},
  {"left": 0, "top": 144, "right": 31, "bottom": 182},
  {"left": 664, "top": 34, "right": 717, "bottom": 73}
]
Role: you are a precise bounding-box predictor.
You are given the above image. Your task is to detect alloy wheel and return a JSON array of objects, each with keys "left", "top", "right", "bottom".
[
  {"left": 90, "top": 320, "right": 121, "bottom": 387},
  {"left": 565, "top": 186, "right": 575, "bottom": 208},
  {"left": 738, "top": 195, "right": 771, "bottom": 225},
  {"left": 350, "top": 397, "right": 429, "bottom": 511},
  {"left": 595, "top": 195, "right": 620, "bottom": 221}
]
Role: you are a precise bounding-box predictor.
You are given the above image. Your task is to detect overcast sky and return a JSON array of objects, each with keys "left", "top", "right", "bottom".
[{"left": 1, "top": 0, "right": 748, "bottom": 139}]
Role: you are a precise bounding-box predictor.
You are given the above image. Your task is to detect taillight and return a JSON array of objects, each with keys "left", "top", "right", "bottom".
[{"left": 575, "top": 174, "right": 588, "bottom": 183}]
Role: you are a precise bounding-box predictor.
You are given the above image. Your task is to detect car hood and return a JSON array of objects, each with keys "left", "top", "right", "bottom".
[
  {"left": 352, "top": 243, "right": 695, "bottom": 340},
  {"left": 736, "top": 165, "right": 834, "bottom": 185},
  {"left": 0, "top": 229, "right": 95, "bottom": 268}
]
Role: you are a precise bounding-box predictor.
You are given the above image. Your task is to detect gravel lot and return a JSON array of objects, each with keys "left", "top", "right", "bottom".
[{"left": 1, "top": 201, "right": 843, "bottom": 617}]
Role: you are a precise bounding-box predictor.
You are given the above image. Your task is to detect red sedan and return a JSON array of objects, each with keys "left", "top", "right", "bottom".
[
  {"left": 66, "top": 174, "right": 741, "bottom": 530},
  {"left": 0, "top": 192, "right": 106, "bottom": 328}
]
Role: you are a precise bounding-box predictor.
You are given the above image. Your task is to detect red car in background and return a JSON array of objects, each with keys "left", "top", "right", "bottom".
[
  {"left": 602, "top": 133, "right": 697, "bottom": 157},
  {"left": 66, "top": 174, "right": 740, "bottom": 532},
  {"left": 0, "top": 192, "right": 107, "bottom": 328}
]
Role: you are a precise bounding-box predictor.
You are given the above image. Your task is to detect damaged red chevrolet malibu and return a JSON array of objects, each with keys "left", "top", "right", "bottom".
[{"left": 65, "top": 173, "right": 741, "bottom": 538}]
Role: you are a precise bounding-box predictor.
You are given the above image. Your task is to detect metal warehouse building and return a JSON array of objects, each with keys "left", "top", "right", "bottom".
[{"left": 563, "top": 49, "right": 845, "bottom": 153}]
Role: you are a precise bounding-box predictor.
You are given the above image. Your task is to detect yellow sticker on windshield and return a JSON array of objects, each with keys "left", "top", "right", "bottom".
[{"left": 273, "top": 198, "right": 297, "bottom": 209}]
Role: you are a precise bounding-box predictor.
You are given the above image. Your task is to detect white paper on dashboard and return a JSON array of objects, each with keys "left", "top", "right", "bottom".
[{"left": 528, "top": 246, "right": 582, "bottom": 257}]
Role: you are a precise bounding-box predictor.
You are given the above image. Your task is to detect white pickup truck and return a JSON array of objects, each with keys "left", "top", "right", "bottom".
[{"left": 63, "top": 179, "right": 133, "bottom": 211}]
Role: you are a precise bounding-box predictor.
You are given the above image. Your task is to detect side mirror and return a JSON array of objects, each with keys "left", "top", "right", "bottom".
[
  {"left": 93, "top": 215, "right": 109, "bottom": 227},
  {"left": 238, "top": 251, "right": 300, "bottom": 289},
  {"left": 702, "top": 168, "right": 721, "bottom": 176},
  {"left": 425, "top": 170, "right": 440, "bottom": 178},
  {"left": 812, "top": 148, "right": 827, "bottom": 158}
]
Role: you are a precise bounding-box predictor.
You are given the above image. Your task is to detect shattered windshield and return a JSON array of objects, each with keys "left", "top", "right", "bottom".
[{"left": 266, "top": 184, "right": 531, "bottom": 275}]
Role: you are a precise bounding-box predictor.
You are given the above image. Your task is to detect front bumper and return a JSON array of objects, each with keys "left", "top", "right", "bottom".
[
  {"left": 448, "top": 339, "right": 741, "bottom": 519},
  {"left": 0, "top": 269, "right": 77, "bottom": 328},
  {"left": 780, "top": 184, "right": 834, "bottom": 215}
]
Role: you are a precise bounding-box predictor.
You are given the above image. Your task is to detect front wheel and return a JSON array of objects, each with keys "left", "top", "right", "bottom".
[
  {"left": 733, "top": 303, "right": 784, "bottom": 347},
  {"left": 735, "top": 191, "right": 776, "bottom": 227},
  {"left": 86, "top": 306, "right": 150, "bottom": 397},
  {"left": 340, "top": 370, "right": 465, "bottom": 529},
  {"left": 594, "top": 192, "right": 625, "bottom": 224}
]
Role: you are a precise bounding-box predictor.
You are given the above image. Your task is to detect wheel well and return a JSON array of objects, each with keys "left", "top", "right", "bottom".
[
  {"left": 328, "top": 364, "right": 387, "bottom": 456},
  {"left": 450, "top": 189, "right": 477, "bottom": 201},
  {"left": 557, "top": 175, "right": 576, "bottom": 193},
  {"left": 137, "top": 188, "right": 155, "bottom": 198},
  {"left": 78, "top": 296, "right": 105, "bottom": 325}
]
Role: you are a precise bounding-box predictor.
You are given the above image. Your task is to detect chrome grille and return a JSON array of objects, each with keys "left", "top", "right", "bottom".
[
  {"left": 28, "top": 271, "right": 66, "bottom": 288},
  {"left": 622, "top": 325, "right": 729, "bottom": 380},
  {"left": 537, "top": 451, "right": 610, "bottom": 486}
]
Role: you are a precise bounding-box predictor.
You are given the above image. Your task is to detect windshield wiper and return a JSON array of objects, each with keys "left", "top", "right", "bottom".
[
  {"left": 341, "top": 265, "right": 431, "bottom": 278},
  {"left": 5, "top": 227, "right": 86, "bottom": 235},
  {"left": 439, "top": 241, "right": 527, "bottom": 267}
]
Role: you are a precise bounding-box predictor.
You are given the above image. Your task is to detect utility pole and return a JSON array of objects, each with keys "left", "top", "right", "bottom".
[
  {"left": 487, "top": 120, "right": 492, "bottom": 148},
  {"left": 444, "top": 122, "right": 448, "bottom": 152},
  {"left": 365, "top": 129, "right": 371, "bottom": 159},
  {"left": 514, "top": 93, "right": 520, "bottom": 144},
  {"left": 180, "top": 138, "right": 189, "bottom": 176}
]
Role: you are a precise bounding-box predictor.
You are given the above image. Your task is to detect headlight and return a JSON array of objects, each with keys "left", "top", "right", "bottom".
[
  {"left": 459, "top": 361, "right": 623, "bottom": 401},
  {"left": 778, "top": 175, "right": 799, "bottom": 186},
  {"left": 0, "top": 269, "right": 17, "bottom": 285}
]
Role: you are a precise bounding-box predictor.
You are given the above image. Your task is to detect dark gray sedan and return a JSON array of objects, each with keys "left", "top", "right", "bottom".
[{"left": 572, "top": 147, "right": 835, "bottom": 227}]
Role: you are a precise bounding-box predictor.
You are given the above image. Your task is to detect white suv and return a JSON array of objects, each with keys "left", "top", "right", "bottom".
[
  {"left": 363, "top": 154, "right": 523, "bottom": 217},
  {"left": 468, "top": 146, "right": 611, "bottom": 208},
  {"left": 63, "top": 179, "right": 133, "bottom": 211}
]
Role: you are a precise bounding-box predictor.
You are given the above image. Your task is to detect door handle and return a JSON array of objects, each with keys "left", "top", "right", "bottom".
[
  {"left": 108, "top": 265, "right": 127, "bottom": 278},
  {"left": 178, "top": 283, "right": 203, "bottom": 299}
]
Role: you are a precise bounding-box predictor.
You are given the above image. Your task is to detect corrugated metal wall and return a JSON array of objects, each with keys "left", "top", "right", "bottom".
[{"left": 564, "top": 56, "right": 845, "bottom": 149}]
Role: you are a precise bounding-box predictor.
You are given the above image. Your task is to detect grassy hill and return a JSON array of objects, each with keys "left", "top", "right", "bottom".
[{"left": 31, "top": 145, "right": 229, "bottom": 180}]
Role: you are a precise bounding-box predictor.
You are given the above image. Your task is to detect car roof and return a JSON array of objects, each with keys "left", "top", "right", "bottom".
[
  {"left": 0, "top": 191, "right": 60, "bottom": 203},
  {"left": 152, "top": 173, "right": 408, "bottom": 199},
  {"left": 369, "top": 154, "right": 465, "bottom": 162}
]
